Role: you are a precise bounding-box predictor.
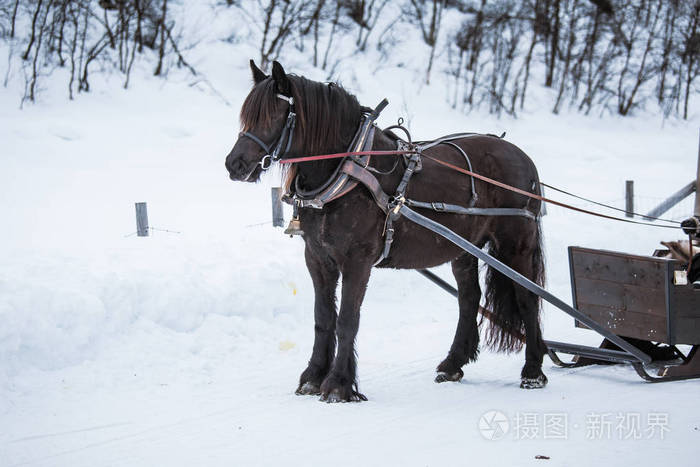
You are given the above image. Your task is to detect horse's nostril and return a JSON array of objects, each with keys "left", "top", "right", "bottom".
[
  {"left": 225, "top": 153, "right": 234, "bottom": 171},
  {"left": 226, "top": 155, "right": 238, "bottom": 172},
  {"left": 226, "top": 156, "right": 250, "bottom": 181}
]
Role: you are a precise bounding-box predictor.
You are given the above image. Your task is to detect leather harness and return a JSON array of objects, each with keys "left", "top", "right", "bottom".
[{"left": 274, "top": 98, "right": 538, "bottom": 265}]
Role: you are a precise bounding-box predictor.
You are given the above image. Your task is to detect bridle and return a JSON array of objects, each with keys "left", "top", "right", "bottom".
[{"left": 238, "top": 93, "right": 296, "bottom": 180}]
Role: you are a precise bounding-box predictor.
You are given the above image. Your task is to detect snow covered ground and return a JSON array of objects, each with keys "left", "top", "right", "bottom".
[{"left": 2, "top": 11, "right": 700, "bottom": 466}]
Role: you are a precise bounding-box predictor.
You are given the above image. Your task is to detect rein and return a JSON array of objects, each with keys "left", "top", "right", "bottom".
[
  {"left": 246, "top": 93, "right": 680, "bottom": 231},
  {"left": 279, "top": 150, "right": 414, "bottom": 164},
  {"left": 280, "top": 147, "right": 682, "bottom": 230}
]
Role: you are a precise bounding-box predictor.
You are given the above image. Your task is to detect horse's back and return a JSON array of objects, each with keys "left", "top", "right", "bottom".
[
  {"left": 457, "top": 134, "right": 539, "bottom": 185},
  {"left": 415, "top": 134, "right": 541, "bottom": 210}
]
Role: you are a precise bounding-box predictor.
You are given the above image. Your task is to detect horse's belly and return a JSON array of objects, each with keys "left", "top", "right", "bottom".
[{"left": 378, "top": 213, "right": 489, "bottom": 269}]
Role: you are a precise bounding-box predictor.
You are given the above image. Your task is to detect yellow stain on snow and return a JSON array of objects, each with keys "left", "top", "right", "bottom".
[
  {"left": 279, "top": 340, "right": 296, "bottom": 351},
  {"left": 287, "top": 281, "right": 297, "bottom": 296}
]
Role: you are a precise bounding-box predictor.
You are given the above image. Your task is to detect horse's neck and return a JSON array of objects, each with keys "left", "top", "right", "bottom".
[
  {"left": 295, "top": 158, "right": 343, "bottom": 189},
  {"left": 294, "top": 124, "right": 398, "bottom": 191}
]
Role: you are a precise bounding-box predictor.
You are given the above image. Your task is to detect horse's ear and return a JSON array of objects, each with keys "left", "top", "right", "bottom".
[
  {"left": 271, "top": 61, "right": 291, "bottom": 96},
  {"left": 250, "top": 59, "right": 267, "bottom": 84}
]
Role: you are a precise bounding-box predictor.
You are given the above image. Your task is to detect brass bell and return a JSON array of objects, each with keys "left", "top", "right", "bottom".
[{"left": 284, "top": 217, "right": 304, "bottom": 236}]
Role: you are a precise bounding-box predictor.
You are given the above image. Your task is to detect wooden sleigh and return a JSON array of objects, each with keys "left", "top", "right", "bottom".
[
  {"left": 545, "top": 246, "right": 700, "bottom": 382},
  {"left": 416, "top": 240, "right": 700, "bottom": 383}
]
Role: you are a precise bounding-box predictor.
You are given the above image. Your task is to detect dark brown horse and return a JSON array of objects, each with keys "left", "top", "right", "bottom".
[{"left": 225, "top": 61, "right": 547, "bottom": 402}]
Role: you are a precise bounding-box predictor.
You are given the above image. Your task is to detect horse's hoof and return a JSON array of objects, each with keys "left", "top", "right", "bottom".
[
  {"left": 520, "top": 374, "right": 548, "bottom": 389},
  {"left": 435, "top": 369, "right": 463, "bottom": 383},
  {"left": 295, "top": 382, "right": 321, "bottom": 396},
  {"left": 321, "top": 389, "right": 345, "bottom": 403},
  {"left": 320, "top": 388, "right": 367, "bottom": 403}
]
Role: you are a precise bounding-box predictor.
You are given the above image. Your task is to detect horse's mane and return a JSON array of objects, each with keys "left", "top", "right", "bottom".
[{"left": 240, "top": 75, "right": 363, "bottom": 190}]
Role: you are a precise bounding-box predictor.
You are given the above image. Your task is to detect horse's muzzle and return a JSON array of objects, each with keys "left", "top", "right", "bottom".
[{"left": 226, "top": 153, "right": 261, "bottom": 182}]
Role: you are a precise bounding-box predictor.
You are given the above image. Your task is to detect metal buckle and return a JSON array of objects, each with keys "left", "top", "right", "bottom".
[
  {"left": 390, "top": 195, "right": 406, "bottom": 219},
  {"left": 259, "top": 155, "right": 272, "bottom": 170},
  {"left": 305, "top": 198, "right": 324, "bottom": 209},
  {"left": 431, "top": 202, "right": 446, "bottom": 212}
]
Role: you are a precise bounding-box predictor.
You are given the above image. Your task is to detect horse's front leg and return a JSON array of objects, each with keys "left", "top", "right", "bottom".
[
  {"left": 296, "top": 245, "right": 340, "bottom": 396},
  {"left": 320, "top": 258, "right": 372, "bottom": 402}
]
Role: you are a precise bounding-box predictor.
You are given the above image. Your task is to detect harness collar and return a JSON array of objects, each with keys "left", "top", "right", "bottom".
[{"left": 286, "top": 111, "right": 377, "bottom": 210}]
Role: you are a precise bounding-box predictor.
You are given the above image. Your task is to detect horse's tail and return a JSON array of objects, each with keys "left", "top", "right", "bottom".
[{"left": 483, "top": 219, "right": 545, "bottom": 353}]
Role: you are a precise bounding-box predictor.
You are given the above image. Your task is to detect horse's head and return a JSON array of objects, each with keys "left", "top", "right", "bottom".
[
  {"left": 225, "top": 61, "right": 363, "bottom": 185},
  {"left": 225, "top": 60, "right": 296, "bottom": 182}
]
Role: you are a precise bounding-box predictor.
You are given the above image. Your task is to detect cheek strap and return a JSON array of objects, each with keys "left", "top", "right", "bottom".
[{"left": 238, "top": 93, "right": 296, "bottom": 172}]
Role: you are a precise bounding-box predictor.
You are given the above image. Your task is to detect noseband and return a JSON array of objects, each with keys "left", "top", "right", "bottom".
[{"left": 239, "top": 94, "right": 296, "bottom": 179}]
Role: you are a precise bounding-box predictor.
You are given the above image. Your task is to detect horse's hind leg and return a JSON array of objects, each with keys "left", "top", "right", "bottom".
[
  {"left": 512, "top": 229, "right": 547, "bottom": 389},
  {"left": 516, "top": 282, "right": 548, "bottom": 389},
  {"left": 296, "top": 245, "right": 339, "bottom": 396},
  {"left": 488, "top": 221, "right": 547, "bottom": 389},
  {"left": 436, "top": 253, "right": 481, "bottom": 383}
]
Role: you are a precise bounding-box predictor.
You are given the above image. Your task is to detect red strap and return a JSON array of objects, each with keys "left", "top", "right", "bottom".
[
  {"left": 279, "top": 150, "right": 412, "bottom": 164},
  {"left": 280, "top": 148, "right": 681, "bottom": 230}
]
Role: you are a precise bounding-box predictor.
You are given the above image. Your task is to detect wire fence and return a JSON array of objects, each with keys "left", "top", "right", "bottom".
[
  {"left": 544, "top": 194, "right": 695, "bottom": 224},
  {"left": 124, "top": 226, "right": 182, "bottom": 238}
]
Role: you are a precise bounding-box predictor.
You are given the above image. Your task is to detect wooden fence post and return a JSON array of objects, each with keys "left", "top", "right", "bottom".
[
  {"left": 271, "top": 187, "right": 284, "bottom": 227},
  {"left": 135, "top": 202, "right": 149, "bottom": 237},
  {"left": 625, "top": 180, "right": 634, "bottom": 218}
]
